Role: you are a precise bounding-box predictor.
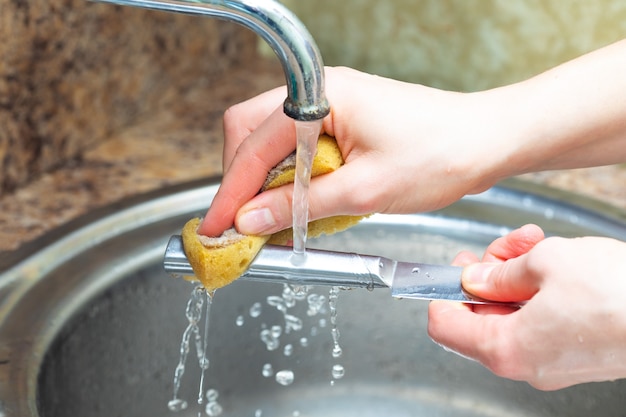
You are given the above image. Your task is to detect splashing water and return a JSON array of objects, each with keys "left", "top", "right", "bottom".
[
  {"left": 237, "top": 283, "right": 348, "bottom": 396},
  {"left": 329, "top": 286, "right": 343, "bottom": 359},
  {"left": 168, "top": 285, "right": 216, "bottom": 413}
]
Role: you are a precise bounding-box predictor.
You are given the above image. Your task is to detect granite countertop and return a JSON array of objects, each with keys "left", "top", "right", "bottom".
[
  {"left": 1, "top": 60, "right": 625, "bottom": 254},
  {"left": 0, "top": 60, "right": 284, "bottom": 253}
]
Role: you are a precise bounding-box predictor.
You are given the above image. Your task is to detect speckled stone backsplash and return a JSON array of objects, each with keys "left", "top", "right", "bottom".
[{"left": 0, "top": 0, "right": 256, "bottom": 193}]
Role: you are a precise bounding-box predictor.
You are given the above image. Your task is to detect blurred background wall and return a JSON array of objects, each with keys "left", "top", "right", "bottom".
[{"left": 283, "top": 0, "right": 626, "bottom": 91}]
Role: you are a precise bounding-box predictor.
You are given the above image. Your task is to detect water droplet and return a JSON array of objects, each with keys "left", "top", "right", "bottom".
[
  {"left": 285, "top": 314, "right": 303, "bottom": 333},
  {"left": 332, "top": 364, "right": 345, "bottom": 379},
  {"left": 282, "top": 286, "right": 297, "bottom": 308},
  {"left": 249, "top": 302, "right": 262, "bottom": 318},
  {"left": 293, "top": 411, "right": 301, "bottom": 417},
  {"left": 318, "top": 318, "right": 327, "bottom": 328},
  {"left": 262, "top": 363, "right": 274, "bottom": 377},
  {"left": 275, "top": 369, "right": 295, "bottom": 386},
  {"left": 205, "top": 401, "right": 223, "bottom": 416},
  {"left": 332, "top": 345, "right": 343, "bottom": 358},
  {"left": 306, "top": 293, "right": 326, "bottom": 316},
  {"left": 255, "top": 409, "right": 263, "bottom": 417},
  {"left": 267, "top": 341, "right": 280, "bottom": 351},
  {"left": 260, "top": 329, "right": 280, "bottom": 351},
  {"left": 270, "top": 325, "right": 282, "bottom": 339},
  {"left": 299, "top": 337, "right": 309, "bottom": 347},
  {"left": 167, "top": 398, "right": 188, "bottom": 412},
  {"left": 411, "top": 267, "right": 420, "bottom": 274},
  {"left": 267, "top": 296, "right": 286, "bottom": 312},
  {"left": 205, "top": 389, "right": 219, "bottom": 402},
  {"left": 235, "top": 315, "right": 244, "bottom": 326},
  {"left": 283, "top": 344, "right": 293, "bottom": 356}
]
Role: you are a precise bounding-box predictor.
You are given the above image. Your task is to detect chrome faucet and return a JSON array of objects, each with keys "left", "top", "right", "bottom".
[{"left": 93, "top": 0, "right": 330, "bottom": 121}]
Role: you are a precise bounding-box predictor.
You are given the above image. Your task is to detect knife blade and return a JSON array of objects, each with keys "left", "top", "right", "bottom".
[{"left": 163, "top": 235, "right": 507, "bottom": 305}]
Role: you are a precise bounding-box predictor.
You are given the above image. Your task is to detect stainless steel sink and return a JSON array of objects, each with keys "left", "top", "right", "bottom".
[{"left": 1, "top": 178, "right": 625, "bottom": 417}]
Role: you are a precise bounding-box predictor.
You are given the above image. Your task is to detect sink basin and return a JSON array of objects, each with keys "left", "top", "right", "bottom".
[{"left": 1, "top": 178, "right": 624, "bottom": 417}]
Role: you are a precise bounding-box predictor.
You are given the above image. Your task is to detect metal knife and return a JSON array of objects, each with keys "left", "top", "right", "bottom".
[{"left": 163, "top": 235, "right": 505, "bottom": 305}]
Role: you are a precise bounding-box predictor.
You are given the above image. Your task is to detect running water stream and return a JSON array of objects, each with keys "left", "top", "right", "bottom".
[
  {"left": 168, "top": 286, "right": 218, "bottom": 415},
  {"left": 291, "top": 120, "right": 323, "bottom": 260}
]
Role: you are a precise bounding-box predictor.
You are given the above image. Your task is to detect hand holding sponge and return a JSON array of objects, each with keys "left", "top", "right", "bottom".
[{"left": 181, "top": 135, "right": 365, "bottom": 292}]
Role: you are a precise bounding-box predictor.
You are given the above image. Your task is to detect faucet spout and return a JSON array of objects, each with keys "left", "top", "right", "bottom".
[{"left": 93, "top": 0, "right": 330, "bottom": 121}]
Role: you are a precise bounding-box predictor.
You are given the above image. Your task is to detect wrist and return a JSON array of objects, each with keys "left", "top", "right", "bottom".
[{"left": 450, "top": 87, "right": 530, "bottom": 194}]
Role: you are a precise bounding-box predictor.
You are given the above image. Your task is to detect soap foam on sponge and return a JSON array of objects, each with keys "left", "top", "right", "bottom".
[{"left": 181, "top": 135, "right": 365, "bottom": 291}]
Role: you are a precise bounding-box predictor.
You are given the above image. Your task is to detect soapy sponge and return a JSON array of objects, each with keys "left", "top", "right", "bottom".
[
  {"left": 181, "top": 218, "right": 270, "bottom": 292},
  {"left": 181, "top": 134, "right": 365, "bottom": 291}
]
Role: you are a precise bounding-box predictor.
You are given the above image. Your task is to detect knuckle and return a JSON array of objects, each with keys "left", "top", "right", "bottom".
[
  {"left": 478, "top": 326, "right": 527, "bottom": 381},
  {"left": 222, "top": 103, "right": 241, "bottom": 127},
  {"left": 524, "top": 237, "right": 565, "bottom": 275}
]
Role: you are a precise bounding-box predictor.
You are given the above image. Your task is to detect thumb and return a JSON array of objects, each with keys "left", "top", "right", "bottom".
[
  {"left": 462, "top": 256, "right": 541, "bottom": 303},
  {"left": 235, "top": 162, "right": 375, "bottom": 235}
]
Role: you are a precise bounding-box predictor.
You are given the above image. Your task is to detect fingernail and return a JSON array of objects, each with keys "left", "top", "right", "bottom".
[
  {"left": 237, "top": 207, "right": 276, "bottom": 235},
  {"left": 462, "top": 263, "right": 495, "bottom": 287}
]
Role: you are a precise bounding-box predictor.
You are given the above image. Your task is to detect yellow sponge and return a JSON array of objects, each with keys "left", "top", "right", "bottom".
[
  {"left": 181, "top": 218, "right": 270, "bottom": 292},
  {"left": 264, "top": 135, "right": 364, "bottom": 245},
  {"left": 181, "top": 134, "right": 366, "bottom": 291},
  {"left": 261, "top": 135, "right": 344, "bottom": 190}
]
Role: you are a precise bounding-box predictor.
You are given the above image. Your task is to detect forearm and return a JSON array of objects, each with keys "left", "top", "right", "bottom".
[{"left": 490, "top": 39, "right": 626, "bottom": 177}]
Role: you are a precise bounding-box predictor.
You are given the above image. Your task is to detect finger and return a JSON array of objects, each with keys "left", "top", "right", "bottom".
[
  {"left": 472, "top": 304, "right": 520, "bottom": 315},
  {"left": 427, "top": 301, "right": 489, "bottom": 360},
  {"left": 452, "top": 250, "right": 480, "bottom": 267},
  {"left": 482, "top": 224, "right": 545, "bottom": 263},
  {"left": 222, "top": 87, "right": 288, "bottom": 172},
  {"left": 199, "top": 107, "right": 297, "bottom": 237},
  {"left": 428, "top": 300, "right": 521, "bottom": 378},
  {"left": 461, "top": 254, "right": 542, "bottom": 302},
  {"left": 234, "top": 159, "right": 381, "bottom": 235},
  {"left": 453, "top": 256, "right": 518, "bottom": 314}
]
